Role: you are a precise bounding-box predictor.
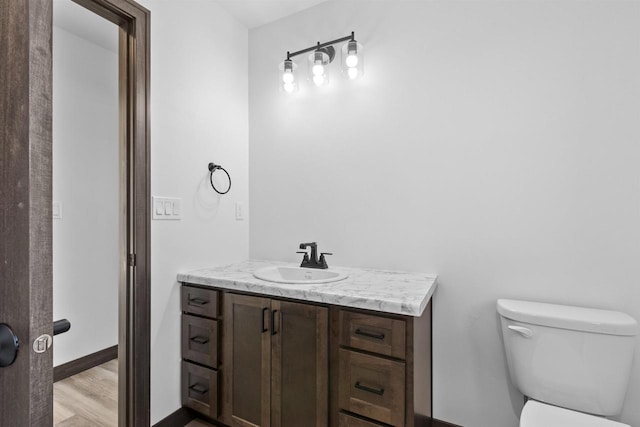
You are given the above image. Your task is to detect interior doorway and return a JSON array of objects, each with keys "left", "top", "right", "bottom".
[
  {"left": 52, "top": 1, "right": 120, "bottom": 424},
  {"left": 52, "top": 0, "right": 151, "bottom": 424}
]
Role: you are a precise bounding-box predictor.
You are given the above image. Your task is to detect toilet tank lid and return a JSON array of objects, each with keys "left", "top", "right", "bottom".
[{"left": 497, "top": 299, "right": 638, "bottom": 336}]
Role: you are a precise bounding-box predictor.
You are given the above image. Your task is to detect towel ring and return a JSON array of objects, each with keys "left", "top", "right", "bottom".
[{"left": 208, "top": 162, "right": 231, "bottom": 195}]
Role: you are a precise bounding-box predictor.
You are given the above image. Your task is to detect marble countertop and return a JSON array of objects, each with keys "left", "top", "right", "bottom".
[{"left": 177, "top": 260, "right": 437, "bottom": 317}]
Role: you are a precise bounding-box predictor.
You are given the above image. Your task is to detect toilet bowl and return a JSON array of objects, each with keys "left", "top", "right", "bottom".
[
  {"left": 520, "top": 400, "right": 629, "bottom": 427},
  {"left": 497, "top": 299, "right": 637, "bottom": 427}
]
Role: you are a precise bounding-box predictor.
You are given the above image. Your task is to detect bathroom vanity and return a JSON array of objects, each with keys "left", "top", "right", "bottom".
[{"left": 178, "top": 261, "right": 437, "bottom": 427}]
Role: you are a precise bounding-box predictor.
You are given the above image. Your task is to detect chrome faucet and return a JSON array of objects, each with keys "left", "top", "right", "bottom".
[{"left": 297, "top": 242, "right": 332, "bottom": 269}]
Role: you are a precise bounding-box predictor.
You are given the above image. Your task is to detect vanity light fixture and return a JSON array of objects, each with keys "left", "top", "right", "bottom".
[
  {"left": 279, "top": 59, "right": 298, "bottom": 93},
  {"left": 279, "top": 31, "right": 364, "bottom": 93},
  {"left": 308, "top": 48, "right": 330, "bottom": 87},
  {"left": 342, "top": 39, "right": 364, "bottom": 80}
]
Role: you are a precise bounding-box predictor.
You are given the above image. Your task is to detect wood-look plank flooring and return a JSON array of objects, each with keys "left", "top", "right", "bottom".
[
  {"left": 54, "top": 359, "right": 118, "bottom": 427},
  {"left": 53, "top": 359, "right": 217, "bottom": 427}
]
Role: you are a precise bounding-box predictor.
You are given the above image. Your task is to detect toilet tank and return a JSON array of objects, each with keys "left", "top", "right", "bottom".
[{"left": 497, "top": 299, "right": 638, "bottom": 416}]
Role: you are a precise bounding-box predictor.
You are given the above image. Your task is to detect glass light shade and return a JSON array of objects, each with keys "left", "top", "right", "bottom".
[
  {"left": 341, "top": 40, "right": 364, "bottom": 80},
  {"left": 307, "top": 50, "right": 330, "bottom": 86},
  {"left": 278, "top": 59, "right": 298, "bottom": 93}
]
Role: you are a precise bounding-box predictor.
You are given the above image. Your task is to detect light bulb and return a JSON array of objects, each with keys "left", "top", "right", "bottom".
[
  {"left": 346, "top": 54, "right": 358, "bottom": 68},
  {"left": 282, "top": 71, "right": 294, "bottom": 84},
  {"left": 347, "top": 67, "right": 358, "bottom": 79},
  {"left": 312, "top": 63, "right": 324, "bottom": 76},
  {"left": 313, "top": 75, "right": 325, "bottom": 86},
  {"left": 283, "top": 82, "right": 294, "bottom": 93}
]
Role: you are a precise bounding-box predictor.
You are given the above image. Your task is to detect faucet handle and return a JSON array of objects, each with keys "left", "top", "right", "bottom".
[
  {"left": 296, "top": 251, "right": 310, "bottom": 267},
  {"left": 318, "top": 252, "right": 332, "bottom": 269}
]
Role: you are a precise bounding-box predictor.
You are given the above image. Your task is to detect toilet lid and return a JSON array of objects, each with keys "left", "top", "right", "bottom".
[{"left": 520, "top": 401, "right": 629, "bottom": 427}]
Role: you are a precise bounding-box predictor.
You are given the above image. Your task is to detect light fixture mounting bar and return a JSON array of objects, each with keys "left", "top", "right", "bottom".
[{"left": 286, "top": 31, "right": 356, "bottom": 60}]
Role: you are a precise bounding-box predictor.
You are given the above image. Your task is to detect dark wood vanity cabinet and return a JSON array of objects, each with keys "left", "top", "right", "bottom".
[
  {"left": 180, "top": 283, "right": 432, "bottom": 427},
  {"left": 221, "top": 294, "right": 328, "bottom": 427}
]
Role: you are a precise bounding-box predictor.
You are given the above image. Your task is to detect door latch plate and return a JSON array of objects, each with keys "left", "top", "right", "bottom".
[{"left": 32, "top": 334, "right": 52, "bottom": 354}]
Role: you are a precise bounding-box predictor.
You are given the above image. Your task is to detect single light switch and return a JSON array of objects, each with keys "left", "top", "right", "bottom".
[
  {"left": 164, "top": 201, "right": 172, "bottom": 215},
  {"left": 172, "top": 200, "right": 181, "bottom": 216}
]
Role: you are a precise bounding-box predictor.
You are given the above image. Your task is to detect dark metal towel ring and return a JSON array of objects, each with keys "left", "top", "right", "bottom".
[{"left": 208, "top": 162, "right": 231, "bottom": 195}]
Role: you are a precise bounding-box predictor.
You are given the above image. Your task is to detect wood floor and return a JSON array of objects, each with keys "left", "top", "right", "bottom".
[
  {"left": 54, "top": 359, "right": 118, "bottom": 426},
  {"left": 54, "top": 359, "right": 215, "bottom": 427}
]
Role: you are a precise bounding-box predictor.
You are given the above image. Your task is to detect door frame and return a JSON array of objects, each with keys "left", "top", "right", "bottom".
[
  {"left": 72, "top": 0, "right": 151, "bottom": 425},
  {"left": 0, "top": 0, "right": 150, "bottom": 425}
]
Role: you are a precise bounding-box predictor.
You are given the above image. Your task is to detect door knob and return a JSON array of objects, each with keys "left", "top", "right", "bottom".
[{"left": 0, "top": 323, "right": 19, "bottom": 367}]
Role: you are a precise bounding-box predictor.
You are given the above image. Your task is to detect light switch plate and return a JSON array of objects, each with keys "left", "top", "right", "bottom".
[
  {"left": 152, "top": 196, "right": 182, "bottom": 220},
  {"left": 52, "top": 201, "right": 62, "bottom": 219},
  {"left": 235, "top": 202, "right": 244, "bottom": 221}
]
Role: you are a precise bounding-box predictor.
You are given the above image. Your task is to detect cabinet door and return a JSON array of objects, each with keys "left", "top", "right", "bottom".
[
  {"left": 223, "top": 294, "right": 272, "bottom": 427},
  {"left": 271, "top": 300, "right": 328, "bottom": 427}
]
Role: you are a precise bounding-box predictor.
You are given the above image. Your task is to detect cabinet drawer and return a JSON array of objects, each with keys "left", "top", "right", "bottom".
[
  {"left": 338, "top": 349, "right": 405, "bottom": 427},
  {"left": 182, "top": 314, "right": 218, "bottom": 368},
  {"left": 182, "top": 361, "right": 219, "bottom": 419},
  {"left": 340, "top": 310, "right": 406, "bottom": 359},
  {"left": 339, "top": 412, "right": 387, "bottom": 427},
  {"left": 182, "top": 285, "right": 219, "bottom": 318}
]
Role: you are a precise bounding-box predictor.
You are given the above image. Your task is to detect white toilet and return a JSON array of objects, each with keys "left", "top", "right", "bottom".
[{"left": 497, "top": 299, "right": 638, "bottom": 426}]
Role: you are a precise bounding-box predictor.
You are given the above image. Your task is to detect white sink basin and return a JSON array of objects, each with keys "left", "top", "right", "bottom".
[{"left": 253, "top": 266, "right": 348, "bottom": 284}]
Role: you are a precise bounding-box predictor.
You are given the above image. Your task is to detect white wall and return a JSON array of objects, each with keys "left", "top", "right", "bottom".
[
  {"left": 249, "top": 1, "right": 640, "bottom": 425},
  {"left": 52, "top": 25, "right": 119, "bottom": 366},
  {"left": 134, "top": 1, "right": 250, "bottom": 423}
]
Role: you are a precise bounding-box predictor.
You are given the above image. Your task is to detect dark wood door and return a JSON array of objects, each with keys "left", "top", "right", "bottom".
[
  {"left": 271, "top": 300, "right": 328, "bottom": 427},
  {"left": 0, "top": 0, "right": 53, "bottom": 425},
  {"left": 223, "top": 294, "right": 272, "bottom": 427}
]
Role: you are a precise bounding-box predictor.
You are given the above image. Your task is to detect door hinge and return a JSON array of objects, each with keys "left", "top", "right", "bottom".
[{"left": 128, "top": 253, "right": 136, "bottom": 267}]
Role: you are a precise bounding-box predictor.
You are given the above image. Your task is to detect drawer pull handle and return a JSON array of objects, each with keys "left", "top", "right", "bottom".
[
  {"left": 355, "top": 381, "right": 385, "bottom": 396},
  {"left": 190, "top": 335, "right": 209, "bottom": 344},
  {"left": 189, "top": 383, "right": 208, "bottom": 395},
  {"left": 355, "top": 329, "right": 385, "bottom": 340},
  {"left": 188, "top": 297, "right": 208, "bottom": 306}
]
